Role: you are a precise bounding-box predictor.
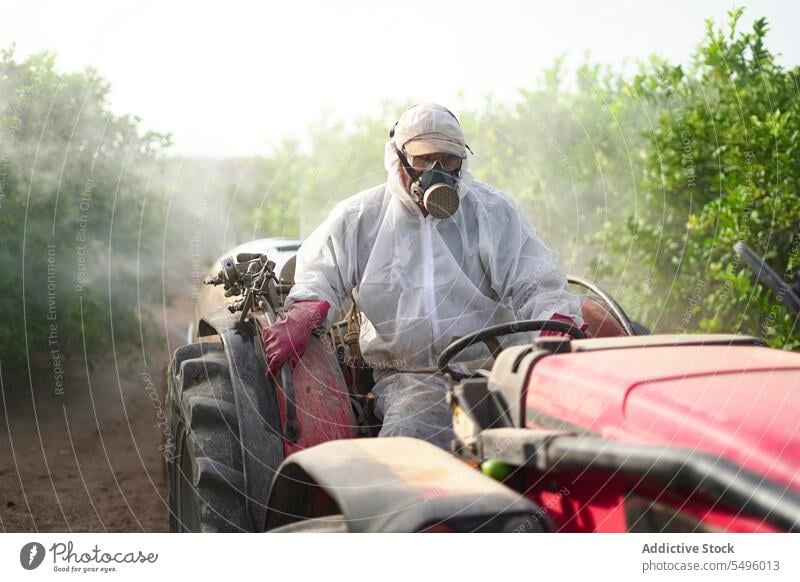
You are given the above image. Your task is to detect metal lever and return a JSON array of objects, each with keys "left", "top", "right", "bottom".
[
  {"left": 734, "top": 241, "right": 800, "bottom": 316},
  {"left": 280, "top": 362, "right": 300, "bottom": 442}
]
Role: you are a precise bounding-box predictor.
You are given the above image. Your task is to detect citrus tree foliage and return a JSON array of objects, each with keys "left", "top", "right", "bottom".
[
  {"left": 459, "top": 62, "right": 652, "bottom": 274},
  {"left": 0, "top": 49, "right": 170, "bottom": 376},
  {"left": 596, "top": 9, "right": 800, "bottom": 348}
]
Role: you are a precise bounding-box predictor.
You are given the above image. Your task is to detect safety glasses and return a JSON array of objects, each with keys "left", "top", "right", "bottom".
[{"left": 406, "top": 152, "right": 463, "bottom": 173}]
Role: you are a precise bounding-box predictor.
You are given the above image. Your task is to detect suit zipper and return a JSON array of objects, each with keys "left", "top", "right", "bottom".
[{"left": 421, "top": 219, "right": 438, "bottom": 365}]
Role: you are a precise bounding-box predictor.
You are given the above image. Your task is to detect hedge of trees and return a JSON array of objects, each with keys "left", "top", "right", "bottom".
[
  {"left": 0, "top": 48, "right": 170, "bottom": 381},
  {"left": 1, "top": 8, "right": 796, "bottom": 388},
  {"left": 598, "top": 10, "right": 800, "bottom": 348}
]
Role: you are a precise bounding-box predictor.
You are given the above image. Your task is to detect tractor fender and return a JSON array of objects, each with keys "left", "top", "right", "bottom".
[
  {"left": 264, "top": 437, "right": 546, "bottom": 533},
  {"left": 267, "top": 333, "right": 358, "bottom": 457}
]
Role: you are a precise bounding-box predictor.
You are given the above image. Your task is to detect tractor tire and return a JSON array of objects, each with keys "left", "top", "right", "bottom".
[{"left": 165, "top": 341, "right": 251, "bottom": 532}]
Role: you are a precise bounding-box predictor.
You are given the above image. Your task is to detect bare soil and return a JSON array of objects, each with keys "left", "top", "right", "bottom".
[{"left": 0, "top": 296, "right": 194, "bottom": 532}]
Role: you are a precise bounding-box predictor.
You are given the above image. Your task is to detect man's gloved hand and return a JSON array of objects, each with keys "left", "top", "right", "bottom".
[
  {"left": 540, "top": 313, "right": 591, "bottom": 339},
  {"left": 263, "top": 300, "right": 330, "bottom": 376}
]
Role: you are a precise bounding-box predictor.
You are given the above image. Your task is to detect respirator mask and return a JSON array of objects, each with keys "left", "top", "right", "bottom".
[
  {"left": 394, "top": 146, "right": 462, "bottom": 219},
  {"left": 389, "top": 104, "right": 470, "bottom": 219}
]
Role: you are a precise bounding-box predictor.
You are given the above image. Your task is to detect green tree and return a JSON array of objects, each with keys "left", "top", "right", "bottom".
[
  {"left": 0, "top": 47, "right": 171, "bottom": 383},
  {"left": 597, "top": 9, "right": 800, "bottom": 348}
]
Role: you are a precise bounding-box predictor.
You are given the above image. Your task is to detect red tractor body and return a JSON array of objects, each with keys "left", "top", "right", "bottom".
[
  {"left": 527, "top": 342, "right": 800, "bottom": 488},
  {"left": 506, "top": 338, "right": 800, "bottom": 532}
]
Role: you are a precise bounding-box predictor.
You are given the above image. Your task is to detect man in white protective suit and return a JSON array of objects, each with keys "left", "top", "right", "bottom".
[{"left": 264, "top": 103, "right": 587, "bottom": 450}]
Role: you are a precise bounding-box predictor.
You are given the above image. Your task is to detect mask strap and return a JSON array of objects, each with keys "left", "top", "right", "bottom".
[
  {"left": 394, "top": 144, "right": 430, "bottom": 204},
  {"left": 394, "top": 144, "right": 421, "bottom": 183}
]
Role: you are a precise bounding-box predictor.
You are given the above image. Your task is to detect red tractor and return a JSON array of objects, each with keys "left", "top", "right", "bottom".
[{"left": 165, "top": 241, "right": 800, "bottom": 532}]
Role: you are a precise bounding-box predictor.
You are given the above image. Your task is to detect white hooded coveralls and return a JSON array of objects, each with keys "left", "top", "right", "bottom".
[{"left": 286, "top": 138, "right": 583, "bottom": 449}]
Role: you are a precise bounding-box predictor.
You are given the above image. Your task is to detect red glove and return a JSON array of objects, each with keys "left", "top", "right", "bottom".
[
  {"left": 540, "top": 313, "right": 591, "bottom": 339},
  {"left": 263, "top": 300, "right": 330, "bottom": 376}
]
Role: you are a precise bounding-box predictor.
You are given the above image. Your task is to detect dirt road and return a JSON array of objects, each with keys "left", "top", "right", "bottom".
[{"left": 0, "top": 296, "right": 194, "bottom": 532}]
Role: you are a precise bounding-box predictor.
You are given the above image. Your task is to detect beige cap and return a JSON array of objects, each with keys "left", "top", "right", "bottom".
[{"left": 392, "top": 103, "right": 467, "bottom": 159}]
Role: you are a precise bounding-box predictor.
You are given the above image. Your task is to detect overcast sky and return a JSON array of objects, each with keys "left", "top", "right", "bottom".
[{"left": 3, "top": 0, "right": 797, "bottom": 157}]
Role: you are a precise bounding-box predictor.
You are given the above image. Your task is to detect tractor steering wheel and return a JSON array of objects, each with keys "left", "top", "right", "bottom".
[{"left": 437, "top": 319, "right": 587, "bottom": 380}]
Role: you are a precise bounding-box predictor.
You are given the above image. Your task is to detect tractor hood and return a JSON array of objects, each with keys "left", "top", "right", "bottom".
[{"left": 517, "top": 335, "right": 800, "bottom": 491}]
